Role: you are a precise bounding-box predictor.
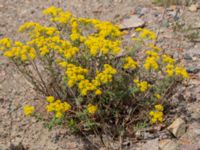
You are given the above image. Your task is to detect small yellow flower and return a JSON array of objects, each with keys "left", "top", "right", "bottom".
[
  {"left": 175, "top": 67, "right": 189, "bottom": 78},
  {"left": 155, "top": 94, "right": 161, "bottom": 100},
  {"left": 133, "top": 79, "right": 139, "bottom": 83},
  {"left": 63, "top": 102, "right": 71, "bottom": 111},
  {"left": 46, "top": 96, "right": 55, "bottom": 103},
  {"left": 55, "top": 112, "right": 62, "bottom": 118},
  {"left": 87, "top": 104, "right": 97, "bottom": 114},
  {"left": 95, "top": 89, "right": 102, "bottom": 95},
  {"left": 149, "top": 104, "right": 164, "bottom": 124},
  {"left": 4, "top": 51, "right": 14, "bottom": 58},
  {"left": 151, "top": 117, "right": 157, "bottom": 124},
  {"left": 155, "top": 104, "right": 164, "bottom": 112},
  {"left": 46, "top": 104, "right": 54, "bottom": 112},
  {"left": 23, "top": 105, "right": 35, "bottom": 116},
  {"left": 149, "top": 111, "right": 154, "bottom": 116},
  {"left": 123, "top": 57, "right": 137, "bottom": 70}
]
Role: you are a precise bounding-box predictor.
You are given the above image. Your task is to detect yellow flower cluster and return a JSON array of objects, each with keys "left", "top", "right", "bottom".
[
  {"left": 19, "top": 22, "right": 59, "bottom": 39},
  {"left": 154, "top": 93, "right": 161, "bottom": 100},
  {"left": 123, "top": 56, "right": 137, "bottom": 70},
  {"left": 144, "top": 50, "right": 159, "bottom": 71},
  {"left": 0, "top": 38, "right": 11, "bottom": 51},
  {"left": 70, "top": 18, "right": 80, "bottom": 41},
  {"left": 78, "top": 64, "right": 116, "bottom": 96},
  {"left": 162, "top": 54, "right": 174, "bottom": 64},
  {"left": 3, "top": 41, "right": 36, "bottom": 61},
  {"left": 46, "top": 96, "right": 71, "bottom": 118},
  {"left": 28, "top": 31, "right": 78, "bottom": 58},
  {"left": 60, "top": 62, "right": 116, "bottom": 96},
  {"left": 78, "top": 18, "right": 122, "bottom": 38},
  {"left": 76, "top": 18, "right": 122, "bottom": 56},
  {"left": 165, "top": 64, "right": 174, "bottom": 76},
  {"left": 43, "top": 6, "right": 72, "bottom": 24},
  {"left": 95, "top": 64, "right": 117, "bottom": 84},
  {"left": 161, "top": 54, "right": 188, "bottom": 78},
  {"left": 133, "top": 79, "right": 151, "bottom": 92},
  {"left": 148, "top": 44, "right": 161, "bottom": 51},
  {"left": 23, "top": 105, "right": 35, "bottom": 116},
  {"left": 65, "top": 64, "right": 88, "bottom": 87},
  {"left": 149, "top": 104, "right": 164, "bottom": 124},
  {"left": 84, "top": 36, "right": 121, "bottom": 56},
  {"left": 87, "top": 104, "right": 98, "bottom": 114},
  {"left": 175, "top": 67, "right": 189, "bottom": 78},
  {"left": 165, "top": 64, "right": 188, "bottom": 78},
  {"left": 3, "top": 21, "right": 78, "bottom": 60},
  {"left": 136, "top": 28, "right": 156, "bottom": 40}
]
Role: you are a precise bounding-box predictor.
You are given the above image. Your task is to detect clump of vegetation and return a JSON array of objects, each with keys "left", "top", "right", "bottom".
[{"left": 0, "top": 6, "right": 188, "bottom": 138}]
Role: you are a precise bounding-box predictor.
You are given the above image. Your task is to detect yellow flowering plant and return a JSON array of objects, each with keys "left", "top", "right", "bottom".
[{"left": 0, "top": 6, "right": 189, "bottom": 136}]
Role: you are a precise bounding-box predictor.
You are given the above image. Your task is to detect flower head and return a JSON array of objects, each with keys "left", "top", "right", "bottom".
[
  {"left": 23, "top": 105, "right": 35, "bottom": 116},
  {"left": 87, "top": 104, "right": 97, "bottom": 114}
]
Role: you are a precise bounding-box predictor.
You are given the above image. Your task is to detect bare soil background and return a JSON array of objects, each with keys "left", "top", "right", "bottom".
[{"left": 0, "top": 0, "right": 200, "bottom": 149}]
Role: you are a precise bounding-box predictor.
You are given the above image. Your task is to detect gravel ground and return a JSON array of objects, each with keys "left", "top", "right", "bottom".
[{"left": 0, "top": 0, "right": 200, "bottom": 149}]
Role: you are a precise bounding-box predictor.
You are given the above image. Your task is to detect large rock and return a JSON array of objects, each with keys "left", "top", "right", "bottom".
[
  {"left": 159, "top": 139, "right": 178, "bottom": 150},
  {"left": 167, "top": 118, "right": 186, "bottom": 138},
  {"left": 119, "top": 15, "right": 145, "bottom": 30}
]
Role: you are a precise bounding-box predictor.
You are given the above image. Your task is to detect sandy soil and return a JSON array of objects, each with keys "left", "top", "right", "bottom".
[{"left": 0, "top": 0, "right": 200, "bottom": 149}]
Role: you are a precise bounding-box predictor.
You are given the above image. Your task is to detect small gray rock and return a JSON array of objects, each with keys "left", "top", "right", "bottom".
[{"left": 119, "top": 15, "right": 145, "bottom": 30}]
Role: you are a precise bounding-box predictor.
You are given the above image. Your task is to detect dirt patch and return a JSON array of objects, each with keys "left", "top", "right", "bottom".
[{"left": 0, "top": 0, "right": 200, "bottom": 149}]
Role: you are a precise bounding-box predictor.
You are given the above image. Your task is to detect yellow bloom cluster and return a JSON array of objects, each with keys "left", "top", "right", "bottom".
[
  {"left": 162, "top": 54, "right": 174, "bottom": 64},
  {"left": 19, "top": 22, "right": 60, "bottom": 39},
  {"left": 28, "top": 32, "right": 78, "bottom": 58},
  {"left": 65, "top": 64, "right": 88, "bottom": 87},
  {"left": 23, "top": 105, "right": 35, "bottom": 116},
  {"left": 87, "top": 104, "right": 98, "bottom": 114},
  {"left": 61, "top": 62, "right": 116, "bottom": 96},
  {"left": 149, "top": 104, "right": 164, "bottom": 124},
  {"left": 76, "top": 18, "right": 122, "bottom": 56},
  {"left": 0, "top": 38, "right": 11, "bottom": 51},
  {"left": 84, "top": 36, "right": 121, "bottom": 56},
  {"left": 43, "top": 6, "right": 72, "bottom": 24},
  {"left": 70, "top": 18, "right": 80, "bottom": 41},
  {"left": 78, "top": 64, "right": 116, "bottom": 96},
  {"left": 123, "top": 56, "right": 137, "bottom": 70},
  {"left": 144, "top": 50, "right": 159, "bottom": 71},
  {"left": 136, "top": 28, "right": 156, "bottom": 40},
  {"left": 3, "top": 41, "right": 36, "bottom": 61},
  {"left": 145, "top": 50, "right": 159, "bottom": 59},
  {"left": 175, "top": 67, "right": 189, "bottom": 78},
  {"left": 165, "top": 64, "right": 188, "bottom": 78},
  {"left": 154, "top": 94, "right": 161, "bottom": 100},
  {"left": 148, "top": 44, "right": 161, "bottom": 51},
  {"left": 78, "top": 18, "right": 122, "bottom": 38},
  {"left": 165, "top": 64, "right": 174, "bottom": 76},
  {"left": 46, "top": 96, "right": 71, "bottom": 118},
  {"left": 78, "top": 79, "right": 97, "bottom": 96},
  {"left": 161, "top": 54, "right": 188, "bottom": 78},
  {"left": 95, "top": 64, "right": 117, "bottom": 84},
  {"left": 3, "top": 21, "right": 78, "bottom": 60},
  {"left": 133, "top": 79, "right": 151, "bottom": 92}
]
